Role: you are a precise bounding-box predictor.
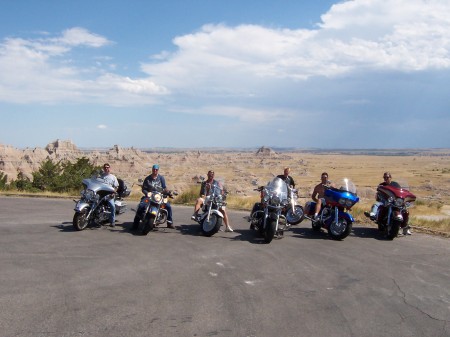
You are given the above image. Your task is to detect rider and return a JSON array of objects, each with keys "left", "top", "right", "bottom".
[
  {"left": 142, "top": 164, "right": 174, "bottom": 228},
  {"left": 277, "top": 167, "right": 295, "bottom": 188},
  {"left": 365, "top": 172, "right": 393, "bottom": 221},
  {"left": 191, "top": 170, "right": 233, "bottom": 232},
  {"left": 311, "top": 172, "right": 333, "bottom": 220},
  {"left": 364, "top": 172, "right": 412, "bottom": 235},
  {"left": 100, "top": 163, "right": 119, "bottom": 227}
]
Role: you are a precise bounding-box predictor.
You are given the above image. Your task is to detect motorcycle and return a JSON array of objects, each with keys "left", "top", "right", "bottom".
[
  {"left": 248, "top": 177, "right": 289, "bottom": 243},
  {"left": 367, "top": 180, "right": 416, "bottom": 240},
  {"left": 284, "top": 185, "right": 305, "bottom": 225},
  {"left": 194, "top": 178, "right": 227, "bottom": 237},
  {"left": 133, "top": 184, "right": 177, "bottom": 235},
  {"left": 303, "top": 178, "right": 359, "bottom": 240},
  {"left": 73, "top": 174, "right": 129, "bottom": 231}
]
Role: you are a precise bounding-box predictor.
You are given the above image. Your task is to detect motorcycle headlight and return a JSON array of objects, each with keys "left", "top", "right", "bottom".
[
  {"left": 271, "top": 196, "right": 281, "bottom": 206},
  {"left": 339, "top": 198, "right": 346, "bottom": 205},
  {"left": 345, "top": 199, "right": 354, "bottom": 207},
  {"left": 82, "top": 189, "right": 96, "bottom": 201},
  {"left": 153, "top": 193, "right": 162, "bottom": 203},
  {"left": 263, "top": 195, "right": 270, "bottom": 203},
  {"left": 394, "top": 198, "right": 404, "bottom": 207},
  {"left": 388, "top": 196, "right": 394, "bottom": 203}
]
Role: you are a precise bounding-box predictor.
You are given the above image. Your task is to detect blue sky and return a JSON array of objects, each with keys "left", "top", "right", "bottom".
[{"left": 0, "top": 0, "right": 449, "bottom": 149}]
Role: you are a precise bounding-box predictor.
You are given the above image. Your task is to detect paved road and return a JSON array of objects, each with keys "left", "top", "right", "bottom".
[{"left": 0, "top": 196, "right": 449, "bottom": 337}]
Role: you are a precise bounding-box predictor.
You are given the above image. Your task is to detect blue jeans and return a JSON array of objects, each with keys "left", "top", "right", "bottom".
[
  {"left": 166, "top": 202, "right": 173, "bottom": 223},
  {"left": 107, "top": 198, "right": 116, "bottom": 224}
]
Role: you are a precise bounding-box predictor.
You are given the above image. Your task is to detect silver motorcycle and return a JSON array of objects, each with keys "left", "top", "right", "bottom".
[
  {"left": 249, "top": 177, "right": 289, "bottom": 243},
  {"left": 73, "top": 174, "right": 129, "bottom": 231}
]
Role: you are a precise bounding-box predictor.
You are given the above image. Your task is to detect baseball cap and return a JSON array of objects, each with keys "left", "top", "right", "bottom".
[{"left": 152, "top": 164, "right": 160, "bottom": 170}]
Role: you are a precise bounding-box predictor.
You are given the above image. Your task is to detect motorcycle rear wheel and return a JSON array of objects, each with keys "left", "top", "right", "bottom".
[
  {"left": 264, "top": 219, "right": 276, "bottom": 243},
  {"left": 201, "top": 213, "right": 222, "bottom": 237},
  {"left": 73, "top": 210, "right": 89, "bottom": 231},
  {"left": 142, "top": 214, "right": 155, "bottom": 236},
  {"left": 328, "top": 217, "right": 352, "bottom": 240},
  {"left": 286, "top": 205, "right": 305, "bottom": 225}
]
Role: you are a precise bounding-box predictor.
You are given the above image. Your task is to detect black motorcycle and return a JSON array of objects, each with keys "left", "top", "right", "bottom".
[
  {"left": 248, "top": 177, "right": 289, "bottom": 243},
  {"left": 132, "top": 186, "right": 177, "bottom": 235}
]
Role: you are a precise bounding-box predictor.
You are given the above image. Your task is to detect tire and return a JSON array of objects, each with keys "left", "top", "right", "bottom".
[
  {"left": 328, "top": 217, "right": 352, "bottom": 240},
  {"left": 286, "top": 205, "right": 305, "bottom": 225},
  {"left": 264, "top": 219, "right": 276, "bottom": 243},
  {"left": 201, "top": 213, "right": 222, "bottom": 237},
  {"left": 386, "top": 220, "right": 400, "bottom": 240},
  {"left": 142, "top": 214, "right": 155, "bottom": 236},
  {"left": 73, "top": 209, "right": 89, "bottom": 231},
  {"left": 131, "top": 215, "right": 140, "bottom": 231}
]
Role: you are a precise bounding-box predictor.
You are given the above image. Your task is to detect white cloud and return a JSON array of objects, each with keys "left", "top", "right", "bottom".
[{"left": 97, "top": 124, "right": 107, "bottom": 129}]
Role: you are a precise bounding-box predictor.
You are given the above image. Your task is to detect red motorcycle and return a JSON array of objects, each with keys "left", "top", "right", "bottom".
[{"left": 371, "top": 181, "right": 416, "bottom": 240}]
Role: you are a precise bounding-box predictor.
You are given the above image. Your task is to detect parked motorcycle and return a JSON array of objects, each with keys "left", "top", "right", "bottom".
[
  {"left": 284, "top": 185, "right": 305, "bottom": 225},
  {"left": 303, "top": 178, "right": 359, "bottom": 240},
  {"left": 133, "top": 185, "right": 177, "bottom": 235},
  {"left": 73, "top": 174, "right": 129, "bottom": 231},
  {"left": 193, "top": 178, "right": 227, "bottom": 237},
  {"left": 367, "top": 180, "right": 416, "bottom": 240},
  {"left": 248, "top": 177, "right": 289, "bottom": 243}
]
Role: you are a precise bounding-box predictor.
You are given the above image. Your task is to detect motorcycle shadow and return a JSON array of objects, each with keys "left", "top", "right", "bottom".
[
  {"left": 351, "top": 225, "right": 392, "bottom": 240},
  {"left": 53, "top": 221, "right": 77, "bottom": 232},
  {"left": 289, "top": 226, "right": 335, "bottom": 240}
]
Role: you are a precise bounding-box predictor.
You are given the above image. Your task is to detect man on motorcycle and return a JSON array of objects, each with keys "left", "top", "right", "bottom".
[
  {"left": 311, "top": 172, "right": 333, "bottom": 220},
  {"left": 191, "top": 170, "right": 233, "bottom": 232},
  {"left": 100, "top": 163, "right": 119, "bottom": 227},
  {"left": 277, "top": 167, "right": 295, "bottom": 188},
  {"left": 142, "top": 164, "right": 174, "bottom": 228},
  {"left": 364, "top": 172, "right": 412, "bottom": 235}
]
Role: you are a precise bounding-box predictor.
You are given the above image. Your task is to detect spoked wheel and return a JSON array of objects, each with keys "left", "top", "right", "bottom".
[
  {"left": 142, "top": 214, "right": 155, "bottom": 236},
  {"left": 286, "top": 205, "right": 305, "bottom": 225},
  {"left": 201, "top": 213, "right": 222, "bottom": 237},
  {"left": 264, "top": 219, "right": 276, "bottom": 243},
  {"left": 73, "top": 209, "right": 89, "bottom": 231},
  {"left": 328, "top": 217, "right": 352, "bottom": 240}
]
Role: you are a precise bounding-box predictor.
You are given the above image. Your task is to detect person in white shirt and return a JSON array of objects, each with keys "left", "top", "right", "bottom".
[{"left": 100, "top": 163, "right": 119, "bottom": 227}]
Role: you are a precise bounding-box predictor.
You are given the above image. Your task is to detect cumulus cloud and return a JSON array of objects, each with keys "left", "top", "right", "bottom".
[
  {"left": 0, "top": 27, "right": 167, "bottom": 104},
  {"left": 97, "top": 124, "right": 107, "bottom": 129}
]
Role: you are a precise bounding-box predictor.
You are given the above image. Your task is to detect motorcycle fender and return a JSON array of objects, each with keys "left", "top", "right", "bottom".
[
  {"left": 209, "top": 209, "right": 224, "bottom": 218},
  {"left": 269, "top": 212, "right": 279, "bottom": 221},
  {"left": 338, "top": 210, "right": 354, "bottom": 223},
  {"left": 150, "top": 206, "right": 159, "bottom": 215},
  {"left": 74, "top": 201, "right": 90, "bottom": 212}
]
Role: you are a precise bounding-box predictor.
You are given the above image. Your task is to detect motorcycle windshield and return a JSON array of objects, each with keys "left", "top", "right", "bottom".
[
  {"left": 335, "top": 178, "right": 357, "bottom": 194},
  {"left": 210, "top": 181, "right": 223, "bottom": 197},
  {"left": 266, "top": 177, "right": 288, "bottom": 201},
  {"left": 82, "top": 177, "right": 115, "bottom": 193}
]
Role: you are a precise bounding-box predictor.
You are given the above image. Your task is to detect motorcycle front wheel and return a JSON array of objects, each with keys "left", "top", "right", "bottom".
[
  {"left": 264, "top": 219, "right": 277, "bottom": 243},
  {"left": 386, "top": 220, "right": 400, "bottom": 240},
  {"left": 201, "top": 213, "right": 222, "bottom": 237},
  {"left": 328, "top": 217, "right": 352, "bottom": 240},
  {"left": 286, "top": 205, "right": 305, "bottom": 225},
  {"left": 73, "top": 210, "right": 89, "bottom": 231},
  {"left": 142, "top": 214, "right": 155, "bottom": 236}
]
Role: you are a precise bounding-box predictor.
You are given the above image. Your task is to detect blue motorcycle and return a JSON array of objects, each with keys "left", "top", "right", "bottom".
[{"left": 304, "top": 178, "right": 359, "bottom": 240}]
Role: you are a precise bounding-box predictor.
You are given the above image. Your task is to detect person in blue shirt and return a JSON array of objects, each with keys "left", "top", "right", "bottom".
[{"left": 142, "top": 164, "right": 174, "bottom": 228}]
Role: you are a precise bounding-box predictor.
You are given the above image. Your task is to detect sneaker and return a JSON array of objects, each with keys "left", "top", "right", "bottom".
[
  {"left": 191, "top": 214, "right": 197, "bottom": 221},
  {"left": 225, "top": 227, "right": 234, "bottom": 232},
  {"left": 402, "top": 226, "right": 412, "bottom": 235},
  {"left": 110, "top": 222, "right": 115, "bottom": 228},
  {"left": 167, "top": 221, "right": 174, "bottom": 229}
]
